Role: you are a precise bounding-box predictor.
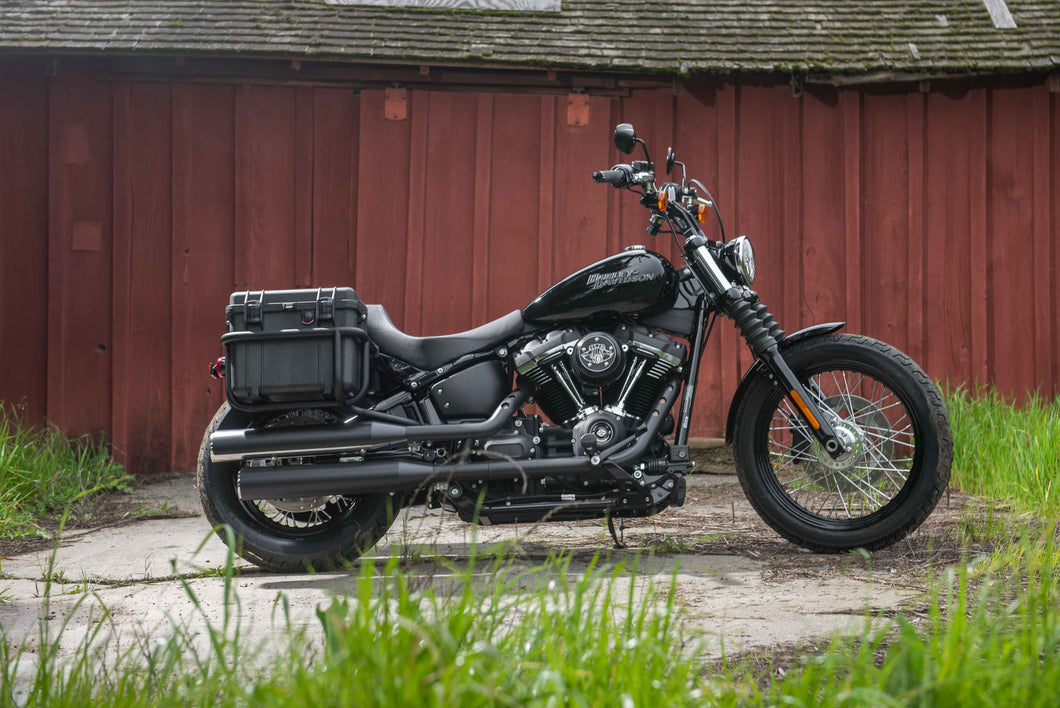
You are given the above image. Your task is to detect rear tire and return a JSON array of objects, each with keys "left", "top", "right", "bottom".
[
  {"left": 731, "top": 334, "right": 952, "bottom": 552},
  {"left": 197, "top": 403, "right": 401, "bottom": 572}
]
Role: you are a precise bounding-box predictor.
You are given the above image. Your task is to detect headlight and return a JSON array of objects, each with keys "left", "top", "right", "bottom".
[{"left": 725, "top": 236, "right": 756, "bottom": 285}]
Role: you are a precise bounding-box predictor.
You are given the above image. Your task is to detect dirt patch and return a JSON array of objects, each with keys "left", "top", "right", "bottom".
[
  {"left": 0, "top": 477, "right": 197, "bottom": 559},
  {"left": 690, "top": 443, "right": 737, "bottom": 475},
  {"left": 610, "top": 478, "right": 989, "bottom": 592}
]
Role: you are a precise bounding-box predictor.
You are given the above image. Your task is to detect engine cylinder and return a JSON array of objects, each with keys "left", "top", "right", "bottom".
[{"left": 514, "top": 324, "right": 687, "bottom": 427}]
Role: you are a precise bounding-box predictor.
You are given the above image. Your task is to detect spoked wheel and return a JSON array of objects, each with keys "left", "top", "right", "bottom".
[
  {"left": 197, "top": 403, "right": 401, "bottom": 572},
  {"left": 732, "top": 334, "right": 952, "bottom": 552}
]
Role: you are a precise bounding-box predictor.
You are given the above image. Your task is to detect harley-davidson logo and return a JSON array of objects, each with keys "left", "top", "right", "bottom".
[{"left": 585, "top": 270, "right": 657, "bottom": 290}]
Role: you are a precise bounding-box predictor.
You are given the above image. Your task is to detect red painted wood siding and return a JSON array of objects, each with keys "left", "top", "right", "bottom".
[{"left": 1, "top": 60, "right": 1057, "bottom": 474}]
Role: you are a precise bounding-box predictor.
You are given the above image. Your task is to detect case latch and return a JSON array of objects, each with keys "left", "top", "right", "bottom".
[
  {"left": 317, "top": 287, "right": 336, "bottom": 321},
  {"left": 244, "top": 291, "right": 263, "bottom": 325}
]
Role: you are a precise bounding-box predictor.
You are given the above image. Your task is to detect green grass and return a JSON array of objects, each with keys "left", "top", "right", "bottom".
[
  {"left": 944, "top": 386, "right": 1060, "bottom": 517},
  {"left": 2, "top": 387, "right": 1059, "bottom": 703},
  {"left": 0, "top": 405, "right": 132, "bottom": 539},
  {"left": 2, "top": 544, "right": 706, "bottom": 706},
  {"left": 3, "top": 532, "right": 1059, "bottom": 707},
  {"left": 710, "top": 530, "right": 1060, "bottom": 707}
]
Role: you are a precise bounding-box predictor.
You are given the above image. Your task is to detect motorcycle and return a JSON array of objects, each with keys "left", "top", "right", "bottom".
[{"left": 199, "top": 123, "right": 952, "bottom": 572}]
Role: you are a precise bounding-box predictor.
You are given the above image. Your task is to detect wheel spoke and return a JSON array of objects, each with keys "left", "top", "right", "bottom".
[{"left": 763, "top": 367, "right": 919, "bottom": 521}]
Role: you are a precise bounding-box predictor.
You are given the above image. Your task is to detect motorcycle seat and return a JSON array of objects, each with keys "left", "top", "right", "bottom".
[{"left": 365, "top": 304, "right": 526, "bottom": 371}]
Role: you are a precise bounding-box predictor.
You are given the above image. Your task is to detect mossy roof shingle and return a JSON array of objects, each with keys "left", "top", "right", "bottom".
[{"left": 0, "top": 0, "right": 1057, "bottom": 76}]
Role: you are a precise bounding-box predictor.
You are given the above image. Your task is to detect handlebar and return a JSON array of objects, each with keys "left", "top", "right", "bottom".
[{"left": 592, "top": 165, "right": 633, "bottom": 187}]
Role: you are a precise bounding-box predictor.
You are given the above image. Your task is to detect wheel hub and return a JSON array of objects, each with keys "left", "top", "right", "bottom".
[{"left": 814, "top": 420, "right": 863, "bottom": 471}]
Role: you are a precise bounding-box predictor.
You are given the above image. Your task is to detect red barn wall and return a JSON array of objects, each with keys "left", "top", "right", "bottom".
[{"left": 1, "top": 58, "right": 1057, "bottom": 475}]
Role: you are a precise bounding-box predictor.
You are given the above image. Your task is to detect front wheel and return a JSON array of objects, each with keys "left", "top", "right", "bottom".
[
  {"left": 197, "top": 403, "right": 402, "bottom": 572},
  {"left": 731, "top": 334, "right": 952, "bottom": 552}
]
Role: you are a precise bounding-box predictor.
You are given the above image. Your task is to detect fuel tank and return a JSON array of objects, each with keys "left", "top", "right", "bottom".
[{"left": 523, "top": 248, "right": 678, "bottom": 324}]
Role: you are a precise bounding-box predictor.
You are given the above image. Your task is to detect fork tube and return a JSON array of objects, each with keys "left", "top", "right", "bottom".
[{"left": 674, "top": 296, "right": 709, "bottom": 447}]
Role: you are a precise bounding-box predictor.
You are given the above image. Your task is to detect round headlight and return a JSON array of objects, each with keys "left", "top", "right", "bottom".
[{"left": 730, "top": 235, "right": 755, "bottom": 285}]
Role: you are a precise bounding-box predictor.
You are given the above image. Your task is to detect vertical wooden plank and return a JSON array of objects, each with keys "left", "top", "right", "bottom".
[
  {"left": 112, "top": 81, "right": 173, "bottom": 474},
  {"left": 419, "top": 92, "right": 478, "bottom": 336},
  {"left": 111, "top": 82, "right": 131, "bottom": 464},
  {"left": 295, "top": 86, "right": 314, "bottom": 287},
  {"left": 1053, "top": 91, "right": 1060, "bottom": 398},
  {"left": 612, "top": 91, "right": 651, "bottom": 258},
  {"left": 348, "top": 93, "right": 361, "bottom": 287},
  {"left": 613, "top": 88, "right": 678, "bottom": 254},
  {"left": 311, "top": 88, "right": 356, "bottom": 286},
  {"left": 715, "top": 80, "right": 742, "bottom": 433},
  {"left": 1031, "top": 86, "right": 1054, "bottom": 396},
  {"left": 0, "top": 60, "right": 49, "bottom": 424},
  {"left": 605, "top": 96, "right": 623, "bottom": 257},
  {"left": 403, "top": 91, "right": 429, "bottom": 334},
  {"left": 171, "top": 83, "right": 235, "bottom": 470},
  {"left": 47, "top": 65, "right": 113, "bottom": 438},
  {"left": 988, "top": 87, "right": 1037, "bottom": 398},
  {"left": 551, "top": 95, "right": 612, "bottom": 279},
  {"left": 619, "top": 87, "right": 674, "bottom": 254},
  {"left": 841, "top": 90, "right": 862, "bottom": 335},
  {"left": 488, "top": 94, "right": 541, "bottom": 319},
  {"left": 906, "top": 93, "right": 926, "bottom": 366},
  {"left": 234, "top": 85, "right": 297, "bottom": 288},
  {"left": 471, "top": 94, "right": 493, "bottom": 325},
  {"left": 861, "top": 93, "right": 909, "bottom": 349},
  {"left": 736, "top": 85, "right": 799, "bottom": 375},
  {"left": 800, "top": 87, "right": 847, "bottom": 327},
  {"left": 783, "top": 87, "right": 803, "bottom": 335},
  {"left": 968, "top": 88, "right": 989, "bottom": 386},
  {"left": 537, "top": 95, "right": 556, "bottom": 291},
  {"left": 674, "top": 82, "right": 723, "bottom": 434},
  {"left": 924, "top": 90, "right": 973, "bottom": 383},
  {"left": 355, "top": 90, "right": 411, "bottom": 323}
]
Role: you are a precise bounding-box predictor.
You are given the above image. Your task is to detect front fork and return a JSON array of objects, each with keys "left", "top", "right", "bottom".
[{"left": 687, "top": 238, "right": 846, "bottom": 457}]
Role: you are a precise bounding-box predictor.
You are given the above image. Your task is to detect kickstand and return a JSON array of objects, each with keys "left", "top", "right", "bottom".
[{"left": 607, "top": 514, "right": 627, "bottom": 549}]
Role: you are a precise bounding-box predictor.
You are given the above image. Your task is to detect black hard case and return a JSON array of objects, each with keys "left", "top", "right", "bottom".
[{"left": 222, "top": 287, "right": 369, "bottom": 412}]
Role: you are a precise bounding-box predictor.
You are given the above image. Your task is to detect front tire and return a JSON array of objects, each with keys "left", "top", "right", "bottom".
[
  {"left": 731, "top": 334, "right": 952, "bottom": 552},
  {"left": 197, "top": 403, "right": 401, "bottom": 572}
]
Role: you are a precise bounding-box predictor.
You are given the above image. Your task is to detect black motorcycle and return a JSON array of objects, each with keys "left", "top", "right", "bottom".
[{"left": 199, "top": 123, "right": 952, "bottom": 572}]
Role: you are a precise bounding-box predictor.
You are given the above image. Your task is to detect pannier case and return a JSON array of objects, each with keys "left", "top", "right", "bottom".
[{"left": 222, "top": 287, "right": 369, "bottom": 412}]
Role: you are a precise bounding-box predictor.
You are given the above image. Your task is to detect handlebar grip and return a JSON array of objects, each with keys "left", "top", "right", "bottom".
[{"left": 592, "top": 167, "right": 631, "bottom": 187}]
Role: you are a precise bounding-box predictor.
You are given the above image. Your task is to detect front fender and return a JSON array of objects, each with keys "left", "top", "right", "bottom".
[{"left": 723, "top": 322, "right": 846, "bottom": 442}]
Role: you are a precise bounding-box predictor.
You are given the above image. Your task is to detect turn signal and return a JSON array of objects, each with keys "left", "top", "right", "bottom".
[
  {"left": 697, "top": 203, "right": 708, "bottom": 223},
  {"left": 657, "top": 190, "right": 669, "bottom": 211}
]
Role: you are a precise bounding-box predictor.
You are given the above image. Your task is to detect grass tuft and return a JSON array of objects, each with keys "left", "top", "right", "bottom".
[
  {"left": 1, "top": 543, "right": 706, "bottom": 706},
  {"left": 0, "top": 404, "right": 132, "bottom": 540},
  {"left": 944, "top": 386, "right": 1060, "bottom": 517},
  {"left": 708, "top": 528, "right": 1060, "bottom": 707}
]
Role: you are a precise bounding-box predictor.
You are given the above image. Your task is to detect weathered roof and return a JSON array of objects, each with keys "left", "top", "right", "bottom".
[{"left": 0, "top": 0, "right": 1057, "bottom": 77}]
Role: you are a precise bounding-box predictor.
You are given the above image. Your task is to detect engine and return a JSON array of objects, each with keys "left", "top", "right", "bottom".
[{"left": 513, "top": 324, "right": 686, "bottom": 453}]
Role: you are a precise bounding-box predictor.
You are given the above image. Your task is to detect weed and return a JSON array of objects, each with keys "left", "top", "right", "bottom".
[
  {"left": 0, "top": 404, "right": 132, "bottom": 540},
  {"left": 944, "top": 385, "right": 1060, "bottom": 518},
  {"left": 647, "top": 535, "right": 696, "bottom": 553}
]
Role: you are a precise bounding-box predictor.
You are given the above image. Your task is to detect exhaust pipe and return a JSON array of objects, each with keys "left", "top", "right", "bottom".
[
  {"left": 210, "top": 387, "right": 530, "bottom": 463},
  {"left": 236, "top": 378, "right": 682, "bottom": 501},
  {"left": 237, "top": 457, "right": 596, "bottom": 500}
]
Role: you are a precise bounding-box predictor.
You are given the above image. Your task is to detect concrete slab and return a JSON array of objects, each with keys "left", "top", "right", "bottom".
[{"left": 0, "top": 473, "right": 917, "bottom": 688}]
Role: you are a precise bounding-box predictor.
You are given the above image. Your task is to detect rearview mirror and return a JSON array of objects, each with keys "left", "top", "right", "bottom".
[
  {"left": 614, "top": 123, "right": 637, "bottom": 154},
  {"left": 665, "top": 147, "right": 675, "bottom": 175}
]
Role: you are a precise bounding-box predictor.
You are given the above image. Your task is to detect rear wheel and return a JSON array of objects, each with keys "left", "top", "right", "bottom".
[
  {"left": 197, "top": 403, "right": 401, "bottom": 572},
  {"left": 731, "top": 334, "right": 952, "bottom": 552}
]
